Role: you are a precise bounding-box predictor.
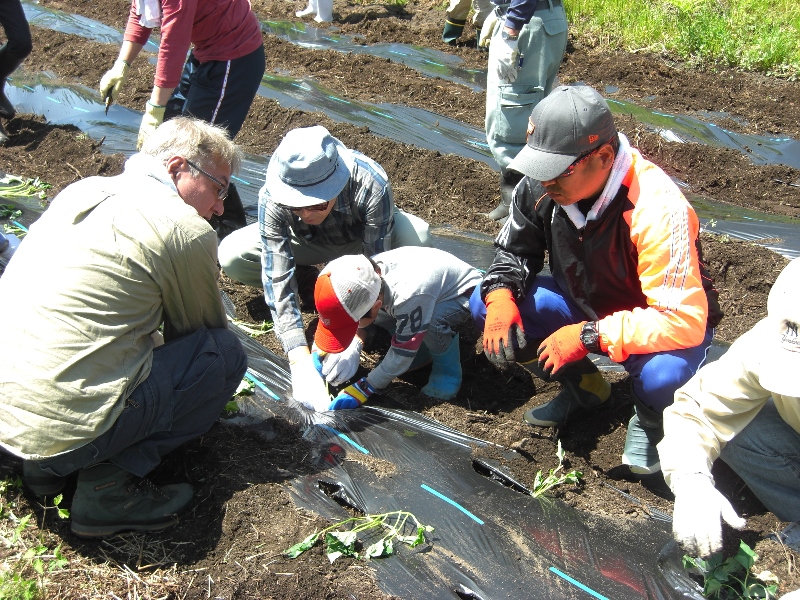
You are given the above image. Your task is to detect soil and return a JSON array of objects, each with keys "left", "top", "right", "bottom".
[{"left": 1, "top": 0, "right": 799, "bottom": 598}]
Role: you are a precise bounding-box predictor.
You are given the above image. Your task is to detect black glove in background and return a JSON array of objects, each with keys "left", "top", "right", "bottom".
[{"left": 211, "top": 182, "right": 248, "bottom": 240}]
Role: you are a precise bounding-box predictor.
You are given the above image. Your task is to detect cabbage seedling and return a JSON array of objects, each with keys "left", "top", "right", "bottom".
[
  {"left": 284, "top": 510, "right": 433, "bottom": 563},
  {"left": 683, "top": 540, "right": 779, "bottom": 599},
  {"left": 531, "top": 439, "right": 583, "bottom": 498}
]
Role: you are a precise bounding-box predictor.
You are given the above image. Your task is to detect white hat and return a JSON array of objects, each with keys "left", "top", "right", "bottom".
[
  {"left": 760, "top": 257, "right": 800, "bottom": 397},
  {"left": 314, "top": 254, "right": 382, "bottom": 353}
]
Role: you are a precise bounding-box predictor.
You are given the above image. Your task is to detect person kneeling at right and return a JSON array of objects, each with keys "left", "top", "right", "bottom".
[{"left": 310, "top": 248, "right": 482, "bottom": 410}]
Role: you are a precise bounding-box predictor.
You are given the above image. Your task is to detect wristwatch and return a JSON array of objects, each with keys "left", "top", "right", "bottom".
[
  {"left": 580, "top": 321, "right": 601, "bottom": 354},
  {"left": 501, "top": 28, "right": 519, "bottom": 40}
]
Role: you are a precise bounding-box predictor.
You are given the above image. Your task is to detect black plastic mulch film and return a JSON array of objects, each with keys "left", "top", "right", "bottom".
[{"left": 227, "top": 314, "right": 704, "bottom": 600}]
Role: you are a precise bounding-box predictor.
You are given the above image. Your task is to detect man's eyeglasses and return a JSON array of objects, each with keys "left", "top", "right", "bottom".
[
  {"left": 556, "top": 146, "right": 603, "bottom": 179},
  {"left": 286, "top": 200, "right": 332, "bottom": 213},
  {"left": 185, "top": 159, "right": 229, "bottom": 201}
]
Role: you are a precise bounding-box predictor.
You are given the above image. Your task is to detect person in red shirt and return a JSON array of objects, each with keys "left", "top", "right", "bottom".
[{"left": 99, "top": 0, "right": 265, "bottom": 237}]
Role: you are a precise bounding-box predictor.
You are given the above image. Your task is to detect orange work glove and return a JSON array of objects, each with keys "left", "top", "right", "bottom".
[
  {"left": 483, "top": 287, "right": 526, "bottom": 365},
  {"left": 537, "top": 322, "right": 588, "bottom": 377}
]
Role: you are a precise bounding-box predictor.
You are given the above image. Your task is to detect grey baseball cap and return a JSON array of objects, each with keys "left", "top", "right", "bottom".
[
  {"left": 265, "top": 125, "right": 351, "bottom": 207},
  {"left": 508, "top": 85, "right": 617, "bottom": 182}
]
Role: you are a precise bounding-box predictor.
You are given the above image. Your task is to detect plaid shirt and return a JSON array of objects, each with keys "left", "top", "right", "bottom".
[{"left": 259, "top": 146, "right": 395, "bottom": 352}]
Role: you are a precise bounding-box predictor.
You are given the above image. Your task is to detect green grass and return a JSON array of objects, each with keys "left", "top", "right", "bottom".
[{"left": 566, "top": 0, "right": 800, "bottom": 78}]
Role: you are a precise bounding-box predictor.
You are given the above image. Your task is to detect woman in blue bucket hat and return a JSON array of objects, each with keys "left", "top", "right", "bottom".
[{"left": 219, "top": 125, "right": 432, "bottom": 409}]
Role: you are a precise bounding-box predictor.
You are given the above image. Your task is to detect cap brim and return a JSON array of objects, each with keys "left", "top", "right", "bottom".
[
  {"left": 508, "top": 145, "right": 578, "bottom": 182},
  {"left": 265, "top": 150, "right": 351, "bottom": 208},
  {"left": 314, "top": 319, "right": 358, "bottom": 354}
]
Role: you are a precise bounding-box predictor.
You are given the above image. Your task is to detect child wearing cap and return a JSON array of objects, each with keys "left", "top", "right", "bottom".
[{"left": 312, "top": 247, "right": 482, "bottom": 410}]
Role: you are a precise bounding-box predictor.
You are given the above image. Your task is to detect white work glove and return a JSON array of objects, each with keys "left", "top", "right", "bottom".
[
  {"left": 296, "top": 0, "right": 317, "bottom": 17},
  {"left": 314, "top": 0, "right": 333, "bottom": 22},
  {"left": 478, "top": 10, "right": 500, "bottom": 49},
  {"left": 289, "top": 349, "right": 331, "bottom": 412},
  {"left": 781, "top": 590, "right": 800, "bottom": 600},
  {"left": 137, "top": 101, "right": 166, "bottom": 150},
  {"left": 99, "top": 59, "right": 130, "bottom": 103},
  {"left": 494, "top": 36, "right": 521, "bottom": 83},
  {"left": 672, "top": 474, "right": 746, "bottom": 557},
  {"left": 319, "top": 337, "right": 363, "bottom": 386}
]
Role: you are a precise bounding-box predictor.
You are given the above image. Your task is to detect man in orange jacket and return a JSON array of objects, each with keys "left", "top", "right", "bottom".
[{"left": 471, "top": 84, "right": 722, "bottom": 475}]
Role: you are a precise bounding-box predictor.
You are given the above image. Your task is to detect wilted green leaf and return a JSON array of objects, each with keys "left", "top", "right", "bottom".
[
  {"left": 325, "top": 530, "right": 358, "bottom": 563},
  {"left": 284, "top": 532, "right": 319, "bottom": 558},
  {"left": 365, "top": 538, "right": 391, "bottom": 558}
]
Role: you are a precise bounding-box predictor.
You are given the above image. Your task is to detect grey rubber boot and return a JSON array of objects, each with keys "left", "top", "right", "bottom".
[
  {"left": 22, "top": 460, "right": 65, "bottom": 498},
  {"left": 421, "top": 334, "right": 462, "bottom": 399},
  {"left": 521, "top": 358, "right": 611, "bottom": 427},
  {"left": 486, "top": 172, "right": 523, "bottom": 221},
  {"left": 621, "top": 394, "right": 663, "bottom": 475},
  {"left": 70, "top": 463, "right": 194, "bottom": 538}
]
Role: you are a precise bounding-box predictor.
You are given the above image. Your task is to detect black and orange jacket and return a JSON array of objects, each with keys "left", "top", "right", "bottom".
[{"left": 480, "top": 148, "right": 723, "bottom": 362}]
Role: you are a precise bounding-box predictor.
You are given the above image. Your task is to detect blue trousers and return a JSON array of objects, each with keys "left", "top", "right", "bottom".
[
  {"left": 164, "top": 44, "right": 265, "bottom": 138},
  {"left": 470, "top": 276, "right": 714, "bottom": 410},
  {"left": 39, "top": 327, "right": 247, "bottom": 478},
  {"left": 720, "top": 400, "right": 800, "bottom": 522}
]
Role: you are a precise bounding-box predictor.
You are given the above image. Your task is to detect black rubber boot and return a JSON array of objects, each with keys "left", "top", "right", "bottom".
[
  {"left": 210, "top": 182, "right": 248, "bottom": 241},
  {"left": 520, "top": 357, "right": 611, "bottom": 427},
  {"left": 442, "top": 18, "right": 466, "bottom": 44},
  {"left": 486, "top": 171, "right": 523, "bottom": 222},
  {"left": 621, "top": 393, "right": 663, "bottom": 475},
  {"left": 0, "top": 81, "right": 14, "bottom": 121}
]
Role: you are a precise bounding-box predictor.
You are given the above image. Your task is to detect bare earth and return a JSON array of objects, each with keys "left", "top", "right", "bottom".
[{"left": 1, "top": 0, "right": 799, "bottom": 597}]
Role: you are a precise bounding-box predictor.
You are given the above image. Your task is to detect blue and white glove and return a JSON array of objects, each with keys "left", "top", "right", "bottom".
[
  {"left": 329, "top": 377, "right": 376, "bottom": 410},
  {"left": 495, "top": 36, "right": 521, "bottom": 83}
]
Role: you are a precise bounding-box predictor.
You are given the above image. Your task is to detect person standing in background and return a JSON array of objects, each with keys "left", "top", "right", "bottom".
[
  {"left": 442, "top": 0, "right": 494, "bottom": 45},
  {"left": 480, "top": 0, "right": 567, "bottom": 222},
  {"left": 0, "top": 0, "right": 33, "bottom": 144},
  {"left": 99, "top": 0, "right": 266, "bottom": 238}
]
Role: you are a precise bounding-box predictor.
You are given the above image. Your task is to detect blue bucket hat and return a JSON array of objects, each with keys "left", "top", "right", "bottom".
[{"left": 265, "top": 125, "right": 351, "bottom": 207}]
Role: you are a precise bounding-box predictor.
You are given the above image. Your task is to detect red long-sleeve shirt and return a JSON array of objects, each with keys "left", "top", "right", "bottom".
[{"left": 124, "top": 0, "right": 263, "bottom": 89}]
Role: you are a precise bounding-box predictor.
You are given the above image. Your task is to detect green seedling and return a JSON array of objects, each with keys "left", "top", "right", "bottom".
[
  {"left": 0, "top": 572, "right": 38, "bottom": 600},
  {"left": 284, "top": 510, "right": 433, "bottom": 563},
  {"left": 230, "top": 318, "right": 273, "bottom": 337},
  {"left": 48, "top": 494, "right": 69, "bottom": 521},
  {"left": 531, "top": 439, "right": 583, "bottom": 498},
  {"left": 0, "top": 204, "right": 22, "bottom": 219},
  {"left": 683, "top": 540, "right": 779, "bottom": 599},
  {"left": 3, "top": 222, "right": 27, "bottom": 238},
  {"left": 223, "top": 377, "right": 256, "bottom": 412},
  {"left": 0, "top": 175, "right": 52, "bottom": 201}
]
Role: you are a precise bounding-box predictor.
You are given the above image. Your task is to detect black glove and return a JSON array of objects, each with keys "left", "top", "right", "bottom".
[{"left": 211, "top": 182, "right": 248, "bottom": 240}]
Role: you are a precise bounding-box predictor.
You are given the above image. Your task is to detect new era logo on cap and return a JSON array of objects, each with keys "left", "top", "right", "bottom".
[{"left": 508, "top": 85, "right": 617, "bottom": 182}]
